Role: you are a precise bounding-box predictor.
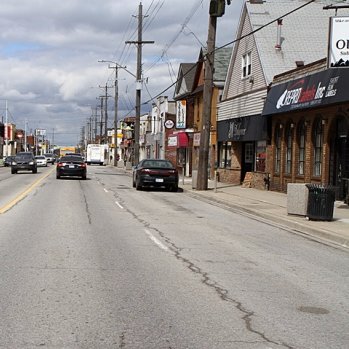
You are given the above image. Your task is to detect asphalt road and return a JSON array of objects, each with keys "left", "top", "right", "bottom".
[{"left": 0, "top": 165, "right": 348, "bottom": 349}]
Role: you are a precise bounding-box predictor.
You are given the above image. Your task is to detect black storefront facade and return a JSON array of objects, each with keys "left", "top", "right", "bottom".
[
  {"left": 262, "top": 66, "right": 349, "bottom": 201},
  {"left": 217, "top": 114, "right": 269, "bottom": 187}
]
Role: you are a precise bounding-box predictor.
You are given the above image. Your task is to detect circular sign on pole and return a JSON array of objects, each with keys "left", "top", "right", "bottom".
[{"left": 164, "top": 119, "right": 175, "bottom": 129}]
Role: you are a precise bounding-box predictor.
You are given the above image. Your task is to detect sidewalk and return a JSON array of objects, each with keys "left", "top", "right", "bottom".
[{"left": 179, "top": 177, "right": 349, "bottom": 250}]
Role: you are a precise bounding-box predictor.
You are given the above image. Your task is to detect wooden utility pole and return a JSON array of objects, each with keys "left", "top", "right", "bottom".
[
  {"left": 126, "top": 2, "right": 154, "bottom": 165},
  {"left": 104, "top": 84, "right": 108, "bottom": 144},
  {"left": 197, "top": 0, "right": 230, "bottom": 190},
  {"left": 113, "top": 66, "right": 119, "bottom": 166},
  {"left": 196, "top": 14, "right": 217, "bottom": 190}
]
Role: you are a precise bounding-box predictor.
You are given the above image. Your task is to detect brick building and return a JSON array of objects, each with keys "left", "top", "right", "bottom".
[
  {"left": 217, "top": 0, "right": 349, "bottom": 189},
  {"left": 262, "top": 58, "right": 349, "bottom": 201}
]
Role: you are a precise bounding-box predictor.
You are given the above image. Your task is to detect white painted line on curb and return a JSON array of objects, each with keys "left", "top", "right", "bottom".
[
  {"left": 115, "top": 201, "right": 124, "bottom": 209},
  {"left": 144, "top": 229, "right": 169, "bottom": 252}
]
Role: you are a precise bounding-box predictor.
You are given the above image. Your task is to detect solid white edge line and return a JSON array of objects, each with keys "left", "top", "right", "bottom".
[
  {"left": 115, "top": 201, "right": 124, "bottom": 209},
  {"left": 144, "top": 229, "right": 169, "bottom": 252}
]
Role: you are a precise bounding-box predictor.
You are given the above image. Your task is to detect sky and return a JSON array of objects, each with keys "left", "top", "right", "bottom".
[{"left": 0, "top": 0, "right": 244, "bottom": 146}]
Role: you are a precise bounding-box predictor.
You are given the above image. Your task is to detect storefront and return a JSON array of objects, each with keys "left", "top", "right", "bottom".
[
  {"left": 262, "top": 66, "right": 349, "bottom": 200},
  {"left": 217, "top": 114, "right": 269, "bottom": 186},
  {"left": 165, "top": 130, "right": 190, "bottom": 175}
]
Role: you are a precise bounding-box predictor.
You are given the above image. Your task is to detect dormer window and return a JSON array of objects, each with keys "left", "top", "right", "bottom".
[{"left": 242, "top": 52, "right": 252, "bottom": 78}]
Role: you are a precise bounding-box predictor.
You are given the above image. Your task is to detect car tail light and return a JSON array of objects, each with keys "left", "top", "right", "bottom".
[
  {"left": 57, "top": 162, "right": 65, "bottom": 168},
  {"left": 140, "top": 168, "right": 151, "bottom": 174}
]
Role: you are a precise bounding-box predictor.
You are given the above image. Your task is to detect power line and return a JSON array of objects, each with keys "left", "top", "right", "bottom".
[
  {"left": 142, "top": 0, "right": 316, "bottom": 105},
  {"left": 144, "top": 0, "right": 204, "bottom": 73}
]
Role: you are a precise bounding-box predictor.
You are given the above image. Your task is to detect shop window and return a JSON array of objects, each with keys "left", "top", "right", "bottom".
[
  {"left": 298, "top": 122, "right": 306, "bottom": 175},
  {"left": 285, "top": 124, "right": 293, "bottom": 175},
  {"left": 242, "top": 52, "right": 252, "bottom": 78},
  {"left": 219, "top": 141, "right": 232, "bottom": 168},
  {"left": 313, "top": 119, "right": 323, "bottom": 177},
  {"left": 256, "top": 140, "right": 266, "bottom": 172},
  {"left": 274, "top": 125, "right": 282, "bottom": 174}
]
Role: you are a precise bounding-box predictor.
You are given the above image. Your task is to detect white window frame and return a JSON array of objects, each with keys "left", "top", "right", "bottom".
[{"left": 242, "top": 52, "right": 252, "bottom": 78}]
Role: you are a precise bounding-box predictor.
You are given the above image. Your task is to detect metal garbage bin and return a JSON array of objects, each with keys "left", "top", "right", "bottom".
[{"left": 306, "top": 184, "right": 335, "bottom": 221}]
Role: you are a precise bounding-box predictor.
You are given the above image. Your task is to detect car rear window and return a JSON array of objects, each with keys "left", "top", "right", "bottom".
[
  {"left": 142, "top": 160, "right": 173, "bottom": 168},
  {"left": 60, "top": 156, "right": 84, "bottom": 163}
]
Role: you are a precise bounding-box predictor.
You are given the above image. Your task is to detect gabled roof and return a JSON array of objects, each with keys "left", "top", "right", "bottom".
[
  {"left": 173, "top": 63, "right": 196, "bottom": 100},
  {"left": 193, "top": 47, "right": 232, "bottom": 90},
  {"left": 213, "top": 47, "right": 233, "bottom": 82},
  {"left": 244, "top": 0, "right": 349, "bottom": 85}
]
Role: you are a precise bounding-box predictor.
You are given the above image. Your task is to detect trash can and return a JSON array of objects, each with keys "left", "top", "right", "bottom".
[{"left": 306, "top": 184, "right": 335, "bottom": 221}]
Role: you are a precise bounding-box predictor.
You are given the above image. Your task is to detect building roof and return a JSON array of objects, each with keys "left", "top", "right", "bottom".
[
  {"left": 173, "top": 63, "right": 197, "bottom": 100},
  {"left": 213, "top": 47, "right": 233, "bottom": 82},
  {"left": 245, "top": 0, "right": 349, "bottom": 84}
]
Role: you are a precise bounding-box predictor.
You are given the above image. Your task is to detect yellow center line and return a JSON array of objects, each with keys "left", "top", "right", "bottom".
[{"left": 0, "top": 167, "right": 56, "bottom": 214}]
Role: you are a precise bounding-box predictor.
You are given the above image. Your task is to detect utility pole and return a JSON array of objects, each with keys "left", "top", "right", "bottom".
[
  {"left": 113, "top": 65, "right": 119, "bottom": 166},
  {"left": 126, "top": 2, "right": 154, "bottom": 165},
  {"left": 24, "top": 119, "right": 27, "bottom": 151},
  {"left": 104, "top": 84, "right": 108, "bottom": 144},
  {"left": 197, "top": 0, "right": 230, "bottom": 190},
  {"left": 98, "top": 60, "right": 136, "bottom": 166},
  {"left": 4, "top": 100, "right": 8, "bottom": 156},
  {"left": 99, "top": 97, "right": 104, "bottom": 143}
]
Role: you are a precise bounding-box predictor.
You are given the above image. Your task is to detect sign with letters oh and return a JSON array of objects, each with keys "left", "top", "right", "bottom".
[{"left": 328, "top": 16, "right": 349, "bottom": 68}]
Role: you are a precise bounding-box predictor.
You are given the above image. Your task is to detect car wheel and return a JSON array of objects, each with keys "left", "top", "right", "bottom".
[
  {"left": 132, "top": 176, "right": 136, "bottom": 188},
  {"left": 82, "top": 174, "right": 87, "bottom": 180},
  {"left": 11, "top": 169, "right": 17, "bottom": 174},
  {"left": 33, "top": 168, "right": 37, "bottom": 174},
  {"left": 56, "top": 174, "right": 60, "bottom": 179},
  {"left": 170, "top": 184, "right": 178, "bottom": 192},
  {"left": 136, "top": 178, "right": 142, "bottom": 191}
]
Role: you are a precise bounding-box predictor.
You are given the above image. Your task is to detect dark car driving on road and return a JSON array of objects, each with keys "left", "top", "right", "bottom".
[
  {"left": 56, "top": 155, "right": 87, "bottom": 180},
  {"left": 11, "top": 152, "right": 37, "bottom": 174},
  {"left": 132, "top": 159, "right": 178, "bottom": 191}
]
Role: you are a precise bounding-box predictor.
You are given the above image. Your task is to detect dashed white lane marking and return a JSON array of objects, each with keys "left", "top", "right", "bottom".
[
  {"left": 104, "top": 188, "right": 108, "bottom": 193},
  {"left": 144, "top": 229, "right": 169, "bottom": 252},
  {"left": 115, "top": 201, "right": 124, "bottom": 209}
]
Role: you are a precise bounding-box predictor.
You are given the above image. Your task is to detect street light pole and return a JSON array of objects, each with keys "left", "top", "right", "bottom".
[{"left": 98, "top": 60, "right": 136, "bottom": 166}]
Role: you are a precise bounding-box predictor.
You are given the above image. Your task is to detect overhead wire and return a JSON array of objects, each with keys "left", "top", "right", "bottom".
[
  {"left": 142, "top": 0, "right": 316, "bottom": 105},
  {"left": 144, "top": 0, "right": 204, "bottom": 73}
]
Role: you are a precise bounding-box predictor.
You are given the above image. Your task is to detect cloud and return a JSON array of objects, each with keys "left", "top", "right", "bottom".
[{"left": 0, "top": 0, "right": 243, "bottom": 145}]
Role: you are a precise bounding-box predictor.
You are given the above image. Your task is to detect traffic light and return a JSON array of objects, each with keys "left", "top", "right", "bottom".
[{"left": 209, "top": 0, "right": 229, "bottom": 17}]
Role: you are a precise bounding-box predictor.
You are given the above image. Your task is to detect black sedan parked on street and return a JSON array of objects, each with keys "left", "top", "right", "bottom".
[
  {"left": 132, "top": 159, "right": 178, "bottom": 191},
  {"left": 56, "top": 155, "right": 87, "bottom": 180}
]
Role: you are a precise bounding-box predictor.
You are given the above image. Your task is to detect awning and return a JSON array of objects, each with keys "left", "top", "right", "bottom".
[
  {"left": 217, "top": 115, "right": 268, "bottom": 142},
  {"left": 177, "top": 132, "right": 189, "bottom": 147}
]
